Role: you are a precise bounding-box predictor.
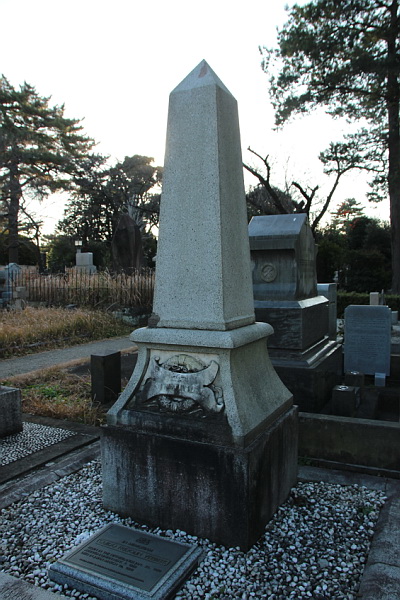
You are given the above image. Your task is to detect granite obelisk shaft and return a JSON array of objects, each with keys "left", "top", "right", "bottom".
[{"left": 152, "top": 61, "right": 255, "bottom": 331}]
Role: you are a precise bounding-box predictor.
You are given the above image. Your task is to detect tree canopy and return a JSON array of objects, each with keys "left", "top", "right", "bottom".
[
  {"left": 261, "top": 0, "right": 400, "bottom": 291},
  {"left": 0, "top": 76, "right": 95, "bottom": 263},
  {"left": 57, "top": 154, "right": 162, "bottom": 265}
]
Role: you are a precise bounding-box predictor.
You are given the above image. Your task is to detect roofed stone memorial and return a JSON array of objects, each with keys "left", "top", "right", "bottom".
[
  {"left": 101, "top": 60, "right": 298, "bottom": 551},
  {"left": 49, "top": 524, "right": 203, "bottom": 600},
  {"left": 249, "top": 214, "right": 342, "bottom": 411}
]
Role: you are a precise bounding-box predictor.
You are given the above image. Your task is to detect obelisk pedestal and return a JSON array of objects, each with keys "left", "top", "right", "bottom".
[{"left": 101, "top": 61, "right": 298, "bottom": 550}]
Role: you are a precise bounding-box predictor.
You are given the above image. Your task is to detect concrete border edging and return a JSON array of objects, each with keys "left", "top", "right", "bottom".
[{"left": 299, "top": 412, "right": 400, "bottom": 473}]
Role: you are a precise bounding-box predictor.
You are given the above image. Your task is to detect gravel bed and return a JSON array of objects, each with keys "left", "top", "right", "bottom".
[
  {"left": 0, "top": 423, "right": 75, "bottom": 466},
  {"left": 0, "top": 460, "right": 386, "bottom": 599}
]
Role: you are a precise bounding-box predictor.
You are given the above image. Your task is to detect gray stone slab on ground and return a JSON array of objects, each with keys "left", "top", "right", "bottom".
[
  {"left": 358, "top": 563, "right": 400, "bottom": 600},
  {"left": 0, "top": 336, "right": 136, "bottom": 379},
  {"left": 0, "top": 573, "right": 67, "bottom": 599},
  {"left": 367, "top": 496, "right": 400, "bottom": 567},
  {"left": 49, "top": 523, "right": 203, "bottom": 600}
]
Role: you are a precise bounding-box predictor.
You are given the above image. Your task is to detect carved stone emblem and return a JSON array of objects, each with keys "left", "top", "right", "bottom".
[
  {"left": 261, "top": 262, "right": 277, "bottom": 283},
  {"left": 140, "top": 354, "right": 224, "bottom": 415}
]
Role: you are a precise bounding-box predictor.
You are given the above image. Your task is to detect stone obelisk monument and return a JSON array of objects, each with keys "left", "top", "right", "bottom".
[{"left": 102, "top": 61, "right": 298, "bottom": 550}]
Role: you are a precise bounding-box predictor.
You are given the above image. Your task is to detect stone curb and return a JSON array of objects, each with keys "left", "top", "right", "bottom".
[
  {"left": 0, "top": 572, "right": 68, "bottom": 599},
  {"left": 358, "top": 496, "right": 400, "bottom": 600},
  {"left": 0, "top": 441, "right": 100, "bottom": 510}
]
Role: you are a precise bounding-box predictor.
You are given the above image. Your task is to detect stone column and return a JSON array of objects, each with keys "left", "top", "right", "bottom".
[{"left": 102, "top": 61, "right": 298, "bottom": 550}]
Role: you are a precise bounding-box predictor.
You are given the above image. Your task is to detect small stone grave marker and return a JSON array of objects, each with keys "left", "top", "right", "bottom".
[
  {"left": 49, "top": 523, "right": 203, "bottom": 600},
  {"left": 0, "top": 386, "right": 22, "bottom": 437},
  {"left": 344, "top": 305, "right": 391, "bottom": 376}
]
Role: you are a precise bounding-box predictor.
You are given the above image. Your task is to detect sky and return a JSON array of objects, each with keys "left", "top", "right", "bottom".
[{"left": 1, "top": 0, "right": 388, "bottom": 235}]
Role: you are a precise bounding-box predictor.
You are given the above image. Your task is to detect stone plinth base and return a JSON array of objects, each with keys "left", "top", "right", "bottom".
[
  {"left": 255, "top": 296, "right": 328, "bottom": 351},
  {"left": 272, "top": 344, "right": 343, "bottom": 413},
  {"left": 101, "top": 405, "right": 298, "bottom": 551},
  {"left": 0, "top": 386, "right": 22, "bottom": 437}
]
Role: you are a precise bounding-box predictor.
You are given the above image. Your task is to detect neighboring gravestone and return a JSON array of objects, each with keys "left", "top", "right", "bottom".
[
  {"left": 0, "top": 263, "right": 21, "bottom": 306},
  {"left": 249, "top": 215, "right": 342, "bottom": 412},
  {"left": 75, "top": 252, "right": 96, "bottom": 274},
  {"left": 102, "top": 60, "right": 297, "bottom": 551},
  {"left": 0, "top": 269, "right": 7, "bottom": 307},
  {"left": 317, "top": 283, "right": 337, "bottom": 341},
  {"left": 112, "top": 214, "right": 145, "bottom": 273},
  {"left": 49, "top": 524, "right": 203, "bottom": 600},
  {"left": 0, "top": 386, "right": 23, "bottom": 437},
  {"left": 91, "top": 351, "right": 121, "bottom": 404},
  {"left": 370, "top": 292, "right": 380, "bottom": 306},
  {"left": 344, "top": 305, "right": 391, "bottom": 376}
]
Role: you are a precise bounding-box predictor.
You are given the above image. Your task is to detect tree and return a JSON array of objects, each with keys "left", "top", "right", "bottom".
[
  {"left": 330, "top": 198, "right": 365, "bottom": 231},
  {"left": 0, "top": 76, "right": 95, "bottom": 264},
  {"left": 244, "top": 146, "right": 363, "bottom": 231},
  {"left": 58, "top": 154, "right": 162, "bottom": 266},
  {"left": 261, "top": 0, "right": 400, "bottom": 291},
  {"left": 315, "top": 214, "right": 392, "bottom": 291}
]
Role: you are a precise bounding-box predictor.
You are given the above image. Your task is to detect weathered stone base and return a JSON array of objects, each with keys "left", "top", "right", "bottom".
[
  {"left": 254, "top": 296, "right": 329, "bottom": 351},
  {"left": 272, "top": 344, "right": 342, "bottom": 413},
  {"left": 101, "top": 406, "right": 298, "bottom": 551},
  {"left": 0, "top": 386, "right": 22, "bottom": 437}
]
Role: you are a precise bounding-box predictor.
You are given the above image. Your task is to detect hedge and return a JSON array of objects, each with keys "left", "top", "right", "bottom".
[{"left": 337, "top": 292, "right": 400, "bottom": 318}]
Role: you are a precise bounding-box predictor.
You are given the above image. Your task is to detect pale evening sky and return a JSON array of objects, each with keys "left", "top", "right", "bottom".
[{"left": 0, "top": 0, "right": 387, "bottom": 234}]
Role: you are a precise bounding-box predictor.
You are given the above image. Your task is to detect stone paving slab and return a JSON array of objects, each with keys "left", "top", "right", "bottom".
[
  {"left": 367, "top": 496, "right": 400, "bottom": 567},
  {"left": 358, "top": 562, "right": 400, "bottom": 600},
  {"left": 0, "top": 572, "right": 67, "bottom": 599}
]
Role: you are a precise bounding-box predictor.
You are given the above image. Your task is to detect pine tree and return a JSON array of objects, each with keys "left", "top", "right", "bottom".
[
  {"left": 262, "top": 0, "right": 400, "bottom": 291},
  {"left": 0, "top": 76, "right": 94, "bottom": 263}
]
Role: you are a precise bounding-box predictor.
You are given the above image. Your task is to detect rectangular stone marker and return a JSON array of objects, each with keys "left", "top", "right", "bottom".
[
  {"left": 0, "top": 386, "right": 22, "bottom": 437},
  {"left": 344, "top": 305, "right": 392, "bottom": 376},
  {"left": 49, "top": 524, "right": 203, "bottom": 600},
  {"left": 91, "top": 351, "right": 121, "bottom": 404}
]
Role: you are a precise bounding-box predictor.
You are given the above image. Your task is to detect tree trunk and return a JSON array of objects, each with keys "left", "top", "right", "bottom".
[
  {"left": 8, "top": 161, "right": 22, "bottom": 264},
  {"left": 387, "top": 0, "right": 400, "bottom": 293}
]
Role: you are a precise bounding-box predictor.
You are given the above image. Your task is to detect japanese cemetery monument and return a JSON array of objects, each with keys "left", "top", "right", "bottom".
[{"left": 101, "top": 60, "right": 298, "bottom": 551}]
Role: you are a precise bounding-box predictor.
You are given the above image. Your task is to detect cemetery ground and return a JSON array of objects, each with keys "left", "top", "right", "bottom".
[{"left": 0, "top": 314, "right": 400, "bottom": 598}]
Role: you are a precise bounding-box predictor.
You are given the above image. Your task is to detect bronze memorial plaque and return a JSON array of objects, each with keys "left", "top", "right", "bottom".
[{"left": 49, "top": 524, "right": 203, "bottom": 600}]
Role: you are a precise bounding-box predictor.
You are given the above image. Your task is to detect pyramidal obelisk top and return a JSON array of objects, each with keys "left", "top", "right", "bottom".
[
  {"left": 171, "top": 59, "right": 232, "bottom": 95},
  {"left": 152, "top": 60, "right": 255, "bottom": 331}
]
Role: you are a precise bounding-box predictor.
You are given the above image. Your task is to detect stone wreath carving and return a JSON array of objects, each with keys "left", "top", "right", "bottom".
[{"left": 140, "top": 354, "right": 224, "bottom": 415}]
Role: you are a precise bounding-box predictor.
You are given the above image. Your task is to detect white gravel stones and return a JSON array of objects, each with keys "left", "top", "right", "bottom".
[
  {"left": 0, "top": 460, "right": 386, "bottom": 599},
  {"left": 0, "top": 423, "right": 75, "bottom": 466}
]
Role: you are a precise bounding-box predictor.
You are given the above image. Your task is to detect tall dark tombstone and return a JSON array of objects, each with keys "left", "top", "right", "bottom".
[
  {"left": 249, "top": 214, "right": 342, "bottom": 411},
  {"left": 111, "top": 214, "right": 145, "bottom": 272},
  {"left": 101, "top": 61, "right": 298, "bottom": 551}
]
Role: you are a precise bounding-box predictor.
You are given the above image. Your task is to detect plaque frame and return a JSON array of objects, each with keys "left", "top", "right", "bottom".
[{"left": 49, "top": 524, "right": 203, "bottom": 600}]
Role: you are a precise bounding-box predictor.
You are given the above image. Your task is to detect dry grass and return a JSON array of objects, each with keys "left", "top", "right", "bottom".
[
  {"left": 3, "top": 365, "right": 105, "bottom": 425},
  {"left": 0, "top": 306, "right": 132, "bottom": 358}
]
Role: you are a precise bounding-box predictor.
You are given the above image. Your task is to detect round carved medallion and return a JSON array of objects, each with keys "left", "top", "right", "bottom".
[{"left": 261, "top": 262, "right": 277, "bottom": 283}]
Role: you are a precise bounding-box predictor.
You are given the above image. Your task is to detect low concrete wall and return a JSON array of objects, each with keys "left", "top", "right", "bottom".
[{"left": 299, "top": 412, "right": 400, "bottom": 472}]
